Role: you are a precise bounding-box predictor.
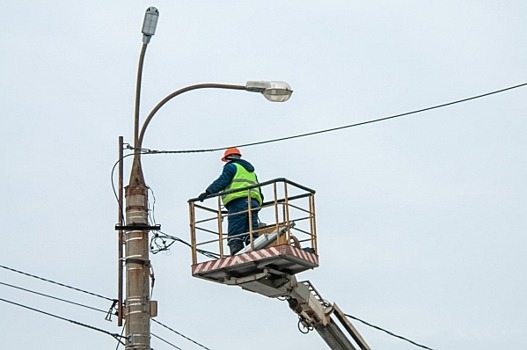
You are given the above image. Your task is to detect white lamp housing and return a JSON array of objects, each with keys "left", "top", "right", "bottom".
[
  {"left": 142, "top": 7, "right": 159, "bottom": 43},
  {"left": 246, "top": 81, "right": 293, "bottom": 102}
]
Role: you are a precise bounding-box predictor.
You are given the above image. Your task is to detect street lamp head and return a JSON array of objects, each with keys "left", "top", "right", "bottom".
[
  {"left": 142, "top": 7, "right": 159, "bottom": 44},
  {"left": 246, "top": 81, "right": 293, "bottom": 102}
]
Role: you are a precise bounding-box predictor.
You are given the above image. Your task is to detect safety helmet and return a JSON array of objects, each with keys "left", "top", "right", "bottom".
[{"left": 221, "top": 147, "right": 242, "bottom": 162}]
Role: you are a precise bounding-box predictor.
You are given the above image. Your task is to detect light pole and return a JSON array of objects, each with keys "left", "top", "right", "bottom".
[
  {"left": 122, "top": 7, "right": 159, "bottom": 350},
  {"left": 122, "top": 8, "right": 293, "bottom": 350}
]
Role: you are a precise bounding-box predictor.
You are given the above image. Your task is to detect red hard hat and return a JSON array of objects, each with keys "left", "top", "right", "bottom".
[{"left": 221, "top": 147, "right": 241, "bottom": 162}]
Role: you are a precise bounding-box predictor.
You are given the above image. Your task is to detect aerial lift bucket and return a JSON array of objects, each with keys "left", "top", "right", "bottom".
[{"left": 188, "top": 178, "right": 319, "bottom": 285}]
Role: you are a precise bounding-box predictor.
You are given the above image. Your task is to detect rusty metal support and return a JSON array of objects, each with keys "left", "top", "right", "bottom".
[
  {"left": 247, "top": 191, "right": 254, "bottom": 250},
  {"left": 216, "top": 198, "right": 224, "bottom": 258},
  {"left": 283, "top": 181, "right": 291, "bottom": 242},
  {"left": 310, "top": 193, "right": 317, "bottom": 253},
  {"left": 273, "top": 181, "right": 279, "bottom": 238},
  {"left": 189, "top": 202, "right": 197, "bottom": 264},
  {"left": 118, "top": 136, "right": 124, "bottom": 327}
]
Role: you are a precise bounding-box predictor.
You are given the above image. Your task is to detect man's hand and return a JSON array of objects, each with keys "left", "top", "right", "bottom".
[{"left": 197, "top": 192, "right": 209, "bottom": 202}]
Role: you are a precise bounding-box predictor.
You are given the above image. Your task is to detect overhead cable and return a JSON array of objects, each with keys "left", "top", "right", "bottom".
[
  {"left": 0, "top": 280, "right": 109, "bottom": 315},
  {"left": 0, "top": 297, "right": 126, "bottom": 345},
  {"left": 1, "top": 264, "right": 211, "bottom": 350},
  {"left": 111, "top": 81, "right": 527, "bottom": 219},
  {"left": 152, "top": 333, "right": 184, "bottom": 350},
  {"left": 153, "top": 318, "right": 212, "bottom": 350},
  {"left": 0, "top": 264, "right": 115, "bottom": 302},
  {"left": 134, "top": 81, "right": 527, "bottom": 154},
  {"left": 115, "top": 321, "right": 126, "bottom": 350},
  {"left": 344, "top": 312, "right": 434, "bottom": 350}
]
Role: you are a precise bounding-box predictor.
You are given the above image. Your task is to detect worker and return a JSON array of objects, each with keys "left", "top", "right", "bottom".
[{"left": 197, "top": 147, "right": 263, "bottom": 256}]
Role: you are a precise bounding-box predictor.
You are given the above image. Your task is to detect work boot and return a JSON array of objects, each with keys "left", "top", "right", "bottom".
[{"left": 229, "top": 241, "right": 244, "bottom": 256}]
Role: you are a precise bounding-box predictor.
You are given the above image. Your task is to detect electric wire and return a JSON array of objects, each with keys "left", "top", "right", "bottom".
[
  {"left": 0, "top": 264, "right": 115, "bottom": 302},
  {"left": 0, "top": 224, "right": 435, "bottom": 348},
  {"left": 152, "top": 318, "right": 211, "bottom": 350},
  {"left": 150, "top": 231, "right": 177, "bottom": 254},
  {"left": 110, "top": 147, "right": 157, "bottom": 221},
  {"left": 111, "top": 81, "right": 527, "bottom": 206},
  {"left": 0, "top": 265, "right": 209, "bottom": 350},
  {"left": 112, "top": 81, "right": 527, "bottom": 207},
  {"left": 145, "top": 186, "right": 180, "bottom": 256},
  {"left": 0, "top": 280, "right": 109, "bottom": 315},
  {"left": 134, "top": 81, "right": 527, "bottom": 155},
  {"left": 112, "top": 80, "right": 527, "bottom": 251},
  {"left": 344, "top": 312, "right": 434, "bottom": 350},
  {"left": 151, "top": 231, "right": 220, "bottom": 259},
  {"left": 110, "top": 149, "right": 145, "bottom": 222},
  {"left": 152, "top": 333, "right": 184, "bottom": 350},
  {"left": 115, "top": 320, "right": 126, "bottom": 350},
  {"left": 0, "top": 296, "right": 127, "bottom": 345},
  {"left": 146, "top": 189, "right": 218, "bottom": 259},
  {"left": 0, "top": 271, "right": 433, "bottom": 350},
  {"left": 148, "top": 186, "right": 158, "bottom": 227}
]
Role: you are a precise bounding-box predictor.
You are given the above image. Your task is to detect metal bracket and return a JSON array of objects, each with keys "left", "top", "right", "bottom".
[
  {"left": 224, "top": 269, "right": 272, "bottom": 285},
  {"left": 115, "top": 224, "right": 161, "bottom": 231},
  {"left": 125, "top": 258, "right": 151, "bottom": 267}
]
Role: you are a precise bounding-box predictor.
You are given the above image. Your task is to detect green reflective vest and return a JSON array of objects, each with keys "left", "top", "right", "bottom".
[{"left": 222, "top": 163, "right": 263, "bottom": 206}]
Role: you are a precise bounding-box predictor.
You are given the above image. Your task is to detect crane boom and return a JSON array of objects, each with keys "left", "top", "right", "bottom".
[{"left": 229, "top": 272, "right": 370, "bottom": 350}]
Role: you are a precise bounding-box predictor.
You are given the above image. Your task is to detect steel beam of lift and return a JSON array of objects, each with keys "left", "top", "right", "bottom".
[{"left": 228, "top": 273, "right": 370, "bottom": 350}]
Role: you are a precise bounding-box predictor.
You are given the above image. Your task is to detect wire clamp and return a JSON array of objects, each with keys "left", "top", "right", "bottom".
[{"left": 105, "top": 299, "right": 118, "bottom": 322}]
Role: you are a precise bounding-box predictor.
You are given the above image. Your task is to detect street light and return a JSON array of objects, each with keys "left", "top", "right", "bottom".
[
  {"left": 246, "top": 80, "right": 293, "bottom": 102},
  {"left": 121, "top": 9, "right": 293, "bottom": 350},
  {"left": 134, "top": 7, "right": 159, "bottom": 149},
  {"left": 137, "top": 81, "right": 293, "bottom": 151},
  {"left": 141, "top": 7, "right": 159, "bottom": 43}
]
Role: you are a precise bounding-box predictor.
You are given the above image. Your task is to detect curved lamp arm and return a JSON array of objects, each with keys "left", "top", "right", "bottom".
[{"left": 137, "top": 81, "right": 292, "bottom": 151}]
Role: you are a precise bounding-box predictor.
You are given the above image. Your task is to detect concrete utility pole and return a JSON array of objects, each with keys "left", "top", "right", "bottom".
[
  {"left": 124, "top": 7, "right": 159, "bottom": 350},
  {"left": 119, "top": 7, "right": 292, "bottom": 350}
]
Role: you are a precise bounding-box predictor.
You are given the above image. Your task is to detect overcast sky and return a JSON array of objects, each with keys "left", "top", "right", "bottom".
[{"left": 1, "top": 1, "right": 526, "bottom": 349}]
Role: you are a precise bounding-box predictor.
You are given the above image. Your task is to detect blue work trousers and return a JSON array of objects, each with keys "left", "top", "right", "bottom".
[{"left": 226, "top": 198, "right": 260, "bottom": 246}]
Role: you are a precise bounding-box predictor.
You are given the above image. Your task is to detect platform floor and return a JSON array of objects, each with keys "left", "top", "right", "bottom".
[{"left": 192, "top": 245, "right": 319, "bottom": 284}]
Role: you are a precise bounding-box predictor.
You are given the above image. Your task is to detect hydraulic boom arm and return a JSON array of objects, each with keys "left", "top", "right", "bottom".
[
  {"left": 228, "top": 272, "right": 370, "bottom": 350},
  {"left": 286, "top": 279, "right": 370, "bottom": 350}
]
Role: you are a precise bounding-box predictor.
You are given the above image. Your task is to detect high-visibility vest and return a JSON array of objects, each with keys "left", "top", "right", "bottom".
[{"left": 222, "top": 163, "right": 263, "bottom": 206}]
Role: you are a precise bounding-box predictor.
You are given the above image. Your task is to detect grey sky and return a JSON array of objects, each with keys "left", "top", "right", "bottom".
[{"left": 1, "top": 1, "right": 526, "bottom": 349}]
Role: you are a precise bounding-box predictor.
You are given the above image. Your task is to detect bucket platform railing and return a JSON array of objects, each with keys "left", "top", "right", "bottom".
[{"left": 188, "top": 178, "right": 319, "bottom": 282}]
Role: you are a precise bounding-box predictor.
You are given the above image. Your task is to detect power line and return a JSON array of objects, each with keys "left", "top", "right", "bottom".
[
  {"left": 115, "top": 321, "right": 127, "bottom": 350},
  {"left": 0, "top": 264, "right": 210, "bottom": 350},
  {"left": 0, "top": 264, "right": 115, "bottom": 302},
  {"left": 0, "top": 280, "right": 110, "bottom": 315},
  {"left": 112, "top": 81, "right": 527, "bottom": 206},
  {"left": 110, "top": 149, "right": 138, "bottom": 221},
  {"left": 152, "top": 333, "right": 184, "bottom": 350},
  {"left": 0, "top": 296, "right": 126, "bottom": 345},
  {"left": 152, "top": 318, "right": 212, "bottom": 350},
  {"left": 111, "top": 80, "right": 527, "bottom": 222},
  {"left": 344, "top": 312, "right": 434, "bottom": 350},
  {"left": 133, "top": 81, "right": 527, "bottom": 154}
]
